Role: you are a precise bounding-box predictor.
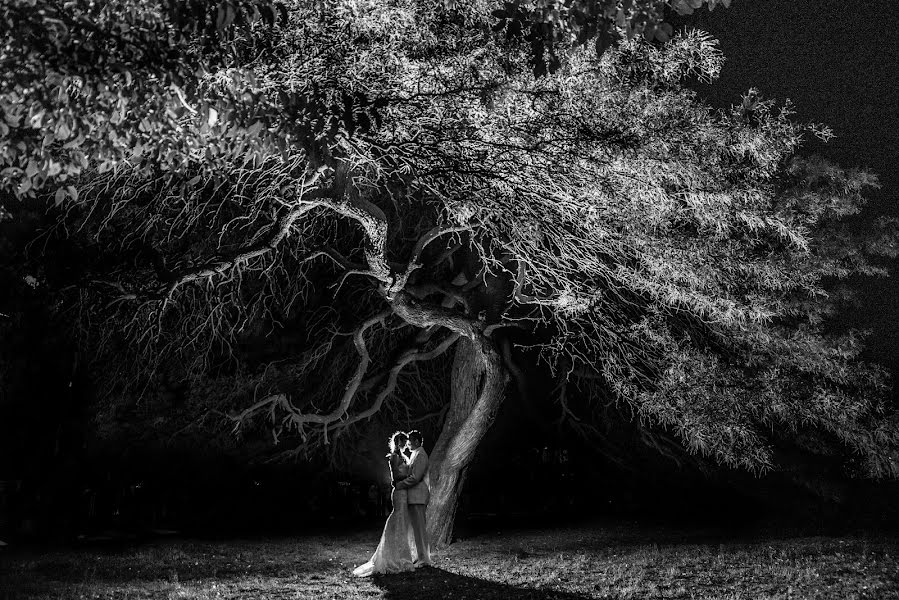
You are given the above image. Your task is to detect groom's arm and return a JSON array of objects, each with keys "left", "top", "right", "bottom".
[
  {"left": 399, "top": 453, "right": 427, "bottom": 488},
  {"left": 394, "top": 455, "right": 412, "bottom": 489}
]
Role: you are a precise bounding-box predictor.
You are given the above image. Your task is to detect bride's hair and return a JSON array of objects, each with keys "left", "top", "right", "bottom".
[{"left": 388, "top": 431, "right": 408, "bottom": 454}]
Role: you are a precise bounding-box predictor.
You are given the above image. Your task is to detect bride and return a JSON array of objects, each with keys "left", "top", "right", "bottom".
[{"left": 352, "top": 431, "right": 417, "bottom": 577}]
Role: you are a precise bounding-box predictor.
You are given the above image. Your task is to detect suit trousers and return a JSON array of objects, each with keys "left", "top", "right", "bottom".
[{"left": 408, "top": 503, "right": 430, "bottom": 563}]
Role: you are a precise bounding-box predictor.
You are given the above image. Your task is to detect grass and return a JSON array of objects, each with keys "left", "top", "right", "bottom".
[{"left": 1, "top": 520, "right": 898, "bottom": 599}]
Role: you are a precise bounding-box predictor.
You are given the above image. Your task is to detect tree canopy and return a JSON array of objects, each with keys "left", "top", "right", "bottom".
[
  {"left": 1, "top": 0, "right": 731, "bottom": 202},
  {"left": 2, "top": 0, "right": 898, "bottom": 542}
]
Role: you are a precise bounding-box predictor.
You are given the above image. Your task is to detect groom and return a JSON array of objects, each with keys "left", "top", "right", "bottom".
[{"left": 395, "top": 429, "right": 431, "bottom": 567}]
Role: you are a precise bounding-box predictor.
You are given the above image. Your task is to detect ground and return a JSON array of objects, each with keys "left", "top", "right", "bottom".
[{"left": 1, "top": 520, "right": 898, "bottom": 599}]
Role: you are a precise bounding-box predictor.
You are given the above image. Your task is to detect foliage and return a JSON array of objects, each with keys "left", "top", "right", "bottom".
[
  {"left": 2, "top": 0, "right": 898, "bottom": 481},
  {"left": 0, "top": 0, "right": 374, "bottom": 201},
  {"left": 0, "top": 0, "right": 733, "bottom": 200},
  {"left": 488, "top": 0, "right": 731, "bottom": 75}
]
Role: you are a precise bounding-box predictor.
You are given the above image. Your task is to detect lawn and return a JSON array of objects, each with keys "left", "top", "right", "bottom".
[{"left": 1, "top": 520, "right": 897, "bottom": 599}]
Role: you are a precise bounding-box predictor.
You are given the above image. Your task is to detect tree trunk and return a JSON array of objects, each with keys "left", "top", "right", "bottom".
[{"left": 426, "top": 335, "right": 507, "bottom": 548}]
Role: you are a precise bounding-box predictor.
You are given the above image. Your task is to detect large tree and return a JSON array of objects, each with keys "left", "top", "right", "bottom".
[{"left": 3, "top": 0, "right": 898, "bottom": 545}]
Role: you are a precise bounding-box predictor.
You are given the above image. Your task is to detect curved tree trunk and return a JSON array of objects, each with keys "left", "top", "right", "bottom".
[{"left": 426, "top": 335, "right": 508, "bottom": 548}]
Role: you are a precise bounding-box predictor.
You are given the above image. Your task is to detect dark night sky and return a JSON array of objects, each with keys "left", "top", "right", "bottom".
[{"left": 683, "top": 0, "right": 899, "bottom": 374}]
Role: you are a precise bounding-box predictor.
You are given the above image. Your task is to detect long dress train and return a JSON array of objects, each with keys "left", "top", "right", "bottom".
[{"left": 352, "top": 454, "right": 417, "bottom": 577}]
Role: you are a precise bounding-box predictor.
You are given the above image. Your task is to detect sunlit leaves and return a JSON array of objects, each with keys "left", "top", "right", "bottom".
[
  {"left": 672, "top": 0, "right": 730, "bottom": 15},
  {"left": 386, "top": 29, "right": 897, "bottom": 476},
  {"left": 0, "top": 0, "right": 297, "bottom": 200},
  {"left": 485, "top": 0, "right": 730, "bottom": 76}
]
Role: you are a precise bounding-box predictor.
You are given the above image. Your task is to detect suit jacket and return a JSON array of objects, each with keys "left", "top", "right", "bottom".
[{"left": 401, "top": 447, "right": 430, "bottom": 505}]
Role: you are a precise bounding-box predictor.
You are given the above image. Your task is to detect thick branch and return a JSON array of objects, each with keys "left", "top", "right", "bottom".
[
  {"left": 157, "top": 166, "right": 332, "bottom": 298},
  {"left": 336, "top": 331, "right": 462, "bottom": 431},
  {"left": 389, "top": 225, "right": 473, "bottom": 293},
  {"left": 357, "top": 326, "right": 438, "bottom": 394},
  {"left": 391, "top": 290, "right": 480, "bottom": 339},
  {"left": 164, "top": 200, "right": 322, "bottom": 297},
  {"left": 410, "top": 226, "right": 471, "bottom": 268},
  {"left": 406, "top": 282, "right": 471, "bottom": 312},
  {"left": 230, "top": 309, "right": 391, "bottom": 440},
  {"left": 312, "top": 194, "right": 392, "bottom": 286},
  {"left": 313, "top": 193, "right": 474, "bottom": 300}
]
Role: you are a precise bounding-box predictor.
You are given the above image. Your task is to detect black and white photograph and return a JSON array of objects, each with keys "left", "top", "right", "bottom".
[{"left": 1, "top": 1, "right": 898, "bottom": 598}]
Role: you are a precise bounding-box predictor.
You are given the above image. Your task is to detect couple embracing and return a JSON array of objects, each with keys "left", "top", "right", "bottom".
[{"left": 353, "top": 430, "right": 432, "bottom": 577}]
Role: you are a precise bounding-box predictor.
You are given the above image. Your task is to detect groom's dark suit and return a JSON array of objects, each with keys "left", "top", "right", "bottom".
[{"left": 400, "top": 446, "right": 430, "bottom": 564}]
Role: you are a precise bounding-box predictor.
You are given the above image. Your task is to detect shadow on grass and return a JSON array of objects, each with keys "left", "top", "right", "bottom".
[{"left": 372, "top": 567, "right": 589, "bottom": 600}]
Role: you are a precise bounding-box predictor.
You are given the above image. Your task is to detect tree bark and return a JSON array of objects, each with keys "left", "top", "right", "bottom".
[{"left": 426, "top": 335, "right": 508, "bottom": 548}]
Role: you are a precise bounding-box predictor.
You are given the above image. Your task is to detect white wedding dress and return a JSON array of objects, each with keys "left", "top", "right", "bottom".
[{"left": 353, "top": 453, "right": 418, "bottom": 577}]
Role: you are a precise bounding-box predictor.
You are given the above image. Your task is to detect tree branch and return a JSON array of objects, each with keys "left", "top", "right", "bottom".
[
  {"left": 313, "top": 191, "right": 474, "bottom": 300},
  {"left": 335, "top": 331, "right": 461, "bottom": 431},
  {"left": 148, "top": 166, "right": 333, "bottom": 299},
  {"left": 163, "top": 199, "right": 322, "bottom": 298},
  {"left": 406, "top": 282, "right": 471, "bottom": 312},
  {"left": 229, "top": 309, "right": 391, "bottom": 442},
  {"left": 389, "top": 225, "right": 473, "bottom": 293},
  {"left": 357, "top": 326, "right": 439, "bottom": 394},
  {"left": 391, "top": 290, "right": 480, "bottom": 339},
  {"left": 311, "top": 192, "right": 393, "bottom": 287}
]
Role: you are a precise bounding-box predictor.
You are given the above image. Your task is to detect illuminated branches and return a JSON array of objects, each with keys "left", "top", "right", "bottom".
[
  {"left": 17, "top": 1, "right": 898, "bottom": 479},
  {"left": 367, "top": 28, "right": 899, "bottom": 476},
  {"left": 230, "top": 308, "right": 390, "bottom": 443}
]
